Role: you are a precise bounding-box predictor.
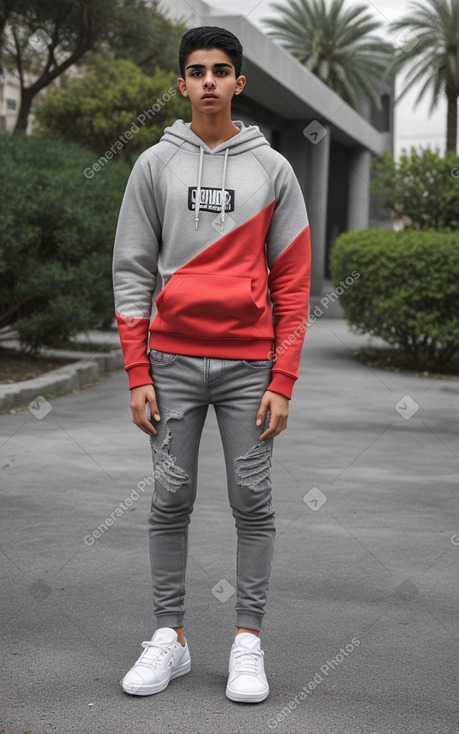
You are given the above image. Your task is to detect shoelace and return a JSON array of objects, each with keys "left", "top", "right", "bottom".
[
  {"left": 137, "top": 640, "right": 174, "bottom": 668},
  {"left": 233, "top": 647, "right": 264, "bottom": 675}
]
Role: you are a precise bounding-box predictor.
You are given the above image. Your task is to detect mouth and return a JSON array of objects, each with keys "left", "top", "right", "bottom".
[{"left": 201, "top": 93, "right": 218, "bottom": 100}]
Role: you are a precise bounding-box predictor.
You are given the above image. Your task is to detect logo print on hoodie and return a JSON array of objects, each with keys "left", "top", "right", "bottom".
[{"left": 188, "top": 187, "right": 235, "bottom": 213}]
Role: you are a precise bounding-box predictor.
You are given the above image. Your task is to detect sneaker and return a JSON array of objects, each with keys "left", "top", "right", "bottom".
[
  {"left": 121, "top": 627, "right": 191, "bottom": 696},
  {"left": 226, "top": 633, "right": 269, "bottom": 703}
]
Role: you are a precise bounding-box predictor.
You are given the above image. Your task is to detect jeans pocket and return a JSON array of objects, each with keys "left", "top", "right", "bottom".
[
  {"left": 149, "top": 349, "right": 178, "bottom": 365},
  {"left": 242, "top": 359, "right": 274, "bottom": 370}
]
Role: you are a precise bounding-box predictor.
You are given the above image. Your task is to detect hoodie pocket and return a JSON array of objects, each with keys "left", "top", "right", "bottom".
[{"left": 155, "top": 273, "right": 265, "bottom": 337}]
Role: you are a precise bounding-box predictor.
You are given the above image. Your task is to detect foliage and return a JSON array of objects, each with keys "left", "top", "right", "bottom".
[
  {"left": 383, "top": 0, "right": 459, "bottom": 153},
  {"left": 107, "top": 1, "right": 186, "bottom": 75},
  {"left": 0, "top": 132, "right": 130, "bottom": 350},
  {"left": 370, "top": 147, "right": 459, "bottom": 231},
  {"left": 34, "top": 58, "right": 189, "bottom": 163},
  {"left": 262, "top": 0, "right": 393, "bottom": 112},
  {"left": 0, "top": 0, "right": 185, "bottom": 130},
  {"left": 329, "top": 229, "right": 459, "bottom": 370}
]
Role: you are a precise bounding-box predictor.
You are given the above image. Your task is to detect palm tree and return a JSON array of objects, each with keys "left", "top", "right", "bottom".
[
  {"left": 385, "top": 0, "right": 459, "bottom": 153},
  {"left": 263, "top": 0, "right": 394, "bottom": 113}
]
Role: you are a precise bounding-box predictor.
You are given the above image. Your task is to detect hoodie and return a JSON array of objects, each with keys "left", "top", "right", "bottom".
[{"left": 113, "top": 119, "right": 311, "bottom": 399}]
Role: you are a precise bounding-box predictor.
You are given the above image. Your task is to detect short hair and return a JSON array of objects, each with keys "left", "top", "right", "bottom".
[{"left": 179, "top": 26, "right": 243, "bottom": 78}]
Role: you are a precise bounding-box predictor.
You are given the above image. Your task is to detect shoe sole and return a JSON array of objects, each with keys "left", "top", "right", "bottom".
[
  {"left": 122, "top": 659, "right": 191, "bottom": 696},
  {"left": 225, "top": 684, "right": 269, "bottom": 703}
]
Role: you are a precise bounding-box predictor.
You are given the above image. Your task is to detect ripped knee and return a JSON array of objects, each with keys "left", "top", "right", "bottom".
[
  {"left": 151, "top": 408, "right": 190, "bottom": 494},
  {"left": 234, "top": 443, "right": 272, "bottom": 492}
]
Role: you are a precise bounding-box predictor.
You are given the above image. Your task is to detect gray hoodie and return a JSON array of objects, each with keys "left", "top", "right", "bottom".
[{"left": 113, "top": 119, "right": 311, "bottom": 398}]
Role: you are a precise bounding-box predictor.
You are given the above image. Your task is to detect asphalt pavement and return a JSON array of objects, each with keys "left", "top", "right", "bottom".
[{"left": 1, "top": 317, "right": 458, "bottom": 734}]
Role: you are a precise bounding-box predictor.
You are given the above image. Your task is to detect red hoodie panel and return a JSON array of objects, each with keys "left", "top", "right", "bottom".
[
  {"left": 267, "top": 226, "right": 311, "bottom": 397},
  {"left": 149, "top": 202, "right": 276, "bottom": 357}
]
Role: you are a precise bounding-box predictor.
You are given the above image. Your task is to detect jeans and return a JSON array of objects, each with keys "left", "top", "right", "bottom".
[{"left": 147, "top": 349, "right": 276, "bottom": 632}]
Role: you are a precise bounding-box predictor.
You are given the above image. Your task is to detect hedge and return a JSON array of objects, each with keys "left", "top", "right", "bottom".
[
  {"left": 329, "top": 229, "right": 459, "bottom": 370},
  {"left": 0, "top": 132, "right": 130, "bottom": 350}
]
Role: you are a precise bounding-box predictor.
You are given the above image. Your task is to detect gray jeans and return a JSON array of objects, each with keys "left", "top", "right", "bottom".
[{"left": 147, "top": 350, "right": 276, "bottom": 632}]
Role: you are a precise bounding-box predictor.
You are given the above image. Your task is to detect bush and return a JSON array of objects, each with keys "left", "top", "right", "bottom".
[
  {"left": 329, "top": 229, "right": 459, "bottom": 370},
  {"left": 34, "top": 58, "right": 190, "bottom": 164},
  {"left": 0, "top": 132, "right": 130, "bottom": 350},
  {"left": 370, "top": 147, "right": 459, "bottom": 231}
]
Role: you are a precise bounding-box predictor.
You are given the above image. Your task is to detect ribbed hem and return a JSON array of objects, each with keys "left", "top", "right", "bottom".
[
  {"left": 235, "top": 613, "right": 264, "bottom": 632},
  {"left": 267, "top": 371, "right": 296, "bottom": 399},
  {"left": 156, "top": 614, "right": 184, "bottom": 629},
  {"left": 126, "top": 364, "right": 153, "bottom": 390},
  {"left": 149, "top": 331, "right": 274, "bottom": 360}
]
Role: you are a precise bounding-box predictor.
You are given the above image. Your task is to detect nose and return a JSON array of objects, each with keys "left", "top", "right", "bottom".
[{"left": 202, "top": 71, "right": 216, "bottom": 88}]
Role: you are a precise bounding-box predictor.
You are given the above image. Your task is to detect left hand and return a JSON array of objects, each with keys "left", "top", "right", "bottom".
[{"left": 256, "top": 390, "right": 289, "bottom": 441}]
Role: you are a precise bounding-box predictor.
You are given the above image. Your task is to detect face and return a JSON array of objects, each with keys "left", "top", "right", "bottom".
[{"left": 177, "top": 48, "right": 246, "bottom": 113}]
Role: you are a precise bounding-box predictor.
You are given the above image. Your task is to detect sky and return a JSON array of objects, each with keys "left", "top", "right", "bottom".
[{"left": 204, "top": 0, "right": 451, "bottom": 159}]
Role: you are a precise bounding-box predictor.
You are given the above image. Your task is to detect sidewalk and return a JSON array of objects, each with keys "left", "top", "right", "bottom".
[{"left": 0, "top": 318, "right": 457, "bottom": 734}]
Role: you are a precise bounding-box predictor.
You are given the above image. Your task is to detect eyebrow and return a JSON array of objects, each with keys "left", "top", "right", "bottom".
[{"left": 185, "top": 62, "right": 233, "bottom": 71}]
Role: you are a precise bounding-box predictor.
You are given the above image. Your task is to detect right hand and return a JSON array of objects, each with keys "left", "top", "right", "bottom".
[{"left": 130, "top": 384, "right": 160, "bottom": 436}]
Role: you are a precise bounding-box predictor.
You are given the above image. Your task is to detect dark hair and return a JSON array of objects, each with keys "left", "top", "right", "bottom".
[{"left": 179, "top": 26, "right": 243, "bottom": 78}]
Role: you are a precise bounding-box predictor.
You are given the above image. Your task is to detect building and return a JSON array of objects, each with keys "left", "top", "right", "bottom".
[
  {"left": 167, "top": 0, "right": 394, "bottom": 295},
  {"left": 0, "top": 0, "right": 394, "bottom": 296}
]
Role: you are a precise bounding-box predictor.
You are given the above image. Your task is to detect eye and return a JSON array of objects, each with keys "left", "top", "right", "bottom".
[
  {"left": 216, "top": 70, "right": 228, "bottom": 76},
  {"left": 191, "top": 70, "right": 202, "bottom": 77}
]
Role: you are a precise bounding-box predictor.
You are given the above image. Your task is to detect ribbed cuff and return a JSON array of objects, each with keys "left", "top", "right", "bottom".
[
  {"left": 126, "top": 364, "right": 153, "bottom": 390},
  {"left": 267, "top": 371, "right": 295, "bottom": 399},
  {"left": 235, "top": 613, "right": 264, "bottom": 631},
  {"left": 156, "top": 614, "right": 185, "bottom": 629}
]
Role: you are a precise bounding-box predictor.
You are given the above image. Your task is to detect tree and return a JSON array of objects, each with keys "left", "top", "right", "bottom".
[
  {"left": 370, "top": 147, "right": 459, "bottom": 231},
  {"left": 0, "top": 0, "right": 185, "bottom": 132},
  {"left": 384, "top": 0, "right": 459, "bottom": 153},
  {"left": 262, "top": 0, "right": 393, "bottom": 112},
  {"left": 34, "top": 58, "right": 190, "bottom": 163}
]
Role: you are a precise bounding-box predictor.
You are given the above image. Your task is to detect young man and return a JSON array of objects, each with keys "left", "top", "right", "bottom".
[{"left": 113, "top": 26, "right": 311, "bottom": 703}]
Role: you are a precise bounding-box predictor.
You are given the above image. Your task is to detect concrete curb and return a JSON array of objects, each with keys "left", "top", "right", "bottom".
[{"left": 0, "top": 347, "right": 124, "bottom": 413}]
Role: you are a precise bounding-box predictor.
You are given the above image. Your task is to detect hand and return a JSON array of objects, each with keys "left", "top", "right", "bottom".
[
  {"left": 256, "top": 390, "right": 289, "bottom": 441},
  {"left": 130, "top": 384, "right": 160, "bottom": 436}
]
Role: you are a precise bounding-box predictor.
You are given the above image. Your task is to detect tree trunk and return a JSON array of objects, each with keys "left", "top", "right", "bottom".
[
  {"left": 12, "top": 2, "right": 92, "bottom": 132},
  {"left": 446, "top": 88, "right": 458, "bottom": 153},
  {"left": 14, "top": 88, "right": 34, "bottom": 132}
]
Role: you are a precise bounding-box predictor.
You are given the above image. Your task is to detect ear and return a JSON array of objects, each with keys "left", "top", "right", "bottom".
[
  {"left": 234, "top": 74, "right": 246, "bottom": 95},
  {"left": 177, "top": 77, "right": 188, "bottom": 97}
]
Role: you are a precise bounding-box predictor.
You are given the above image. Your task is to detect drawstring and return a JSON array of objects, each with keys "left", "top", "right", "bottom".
[
  {"left": 220, "top": 148, "right": 229, "bottom": 231},
  {"left": 195, "top": 146, "right": 204, "bottom": 230},
  {"left": 194, "top": 146, "right": 229, "bottom": 231}
]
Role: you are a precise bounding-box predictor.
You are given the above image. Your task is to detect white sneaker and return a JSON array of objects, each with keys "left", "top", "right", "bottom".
[
  {"left": 121, "top": 627, "right": 191, "bottom": 696},
  {"left": 226, "top": 633, "right": 269, "bottom": 703}
]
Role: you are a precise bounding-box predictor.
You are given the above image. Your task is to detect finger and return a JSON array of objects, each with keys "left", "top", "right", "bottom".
[
  {"left": 132, "top": 405, "right": 157, "bottom": 436},
  {"left": 256, "top": 398, "right": 269, "bottom": 427},
  {"left": 259, "top": 414, "right": 287, "bottom": 441},
  {"left": 259, "top": 412, "right": 276, "bottom": 441},
  {"left": 149, "top": 398, "right": 160, "bottom": 423}
]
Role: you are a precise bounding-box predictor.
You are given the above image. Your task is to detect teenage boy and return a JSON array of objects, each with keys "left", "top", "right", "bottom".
[{"left": 113, "top": 26, "right": 311, "bottom": 703}]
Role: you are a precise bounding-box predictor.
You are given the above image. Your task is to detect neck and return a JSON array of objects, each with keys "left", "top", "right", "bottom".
[{"left": 190, "top": 111, "right": 240, "bottom": 150}]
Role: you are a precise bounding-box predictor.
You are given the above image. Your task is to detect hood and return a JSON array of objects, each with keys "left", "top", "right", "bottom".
[
  {"left": 160, "top": 120, "right": 270, "bottom": 230},
  {"left": 161, "top": 119, "right": 269, "bottom": 156}
]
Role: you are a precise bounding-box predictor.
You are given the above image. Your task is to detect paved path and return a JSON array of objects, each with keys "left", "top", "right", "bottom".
[{"left": 1, "top": 318, "right": 458, "bottom": 734}]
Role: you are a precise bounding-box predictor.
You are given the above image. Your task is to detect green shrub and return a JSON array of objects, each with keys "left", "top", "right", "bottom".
[
  {"left": 34, "top": 58, "right": 189, "bottom": 164},
  {"left": 370, "top": 148, "right": 459, "bottom": 231},
  {"left": 329, "top": 229, "right": 459, "bottom": 370},
  {"left": 0, "top": 132, "right": 130, "bottom": 350}
]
